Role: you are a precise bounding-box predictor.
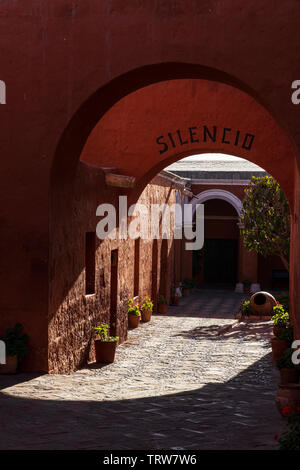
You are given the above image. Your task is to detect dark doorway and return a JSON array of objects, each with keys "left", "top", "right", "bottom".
[
  {"left": 204, "top": 238, "right": 238, "bottom": 287},
  {"left": 110, "top": 249, "right": 118, "bottom": 336}
]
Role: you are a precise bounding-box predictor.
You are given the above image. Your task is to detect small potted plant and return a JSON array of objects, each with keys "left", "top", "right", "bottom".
[
  {"left": 181, "top": 280, "right": 191, "bottom": 297},
  {"left": 272, "top": 304, "right": 290, "bottom": 338},
  {"left": 128, "top": 299, "right": 141, "bottom": 328},
  {"left": 0, "top": 323, "right": 29, "bottom": 374},
  {"left": 171, "top": 285, "right": 180, "bottom": 306},
  {"left": 276, "top": 348, "right": 300, "bottom": 385},
  {"left": 93, "top": 323, "right": 119, "bottom": 363},
  {"left": 158, "top": 295, "right": 168, "bottom": 314},
  {"left": 276, "top": 406, "right": 300, "bottom": 449},
  {"left": 140, "top": 295, "right": 153, "bottom": 322},
  {"left": 237, "top": 298, "right": 252, "bottom": 320},
  {"left": 271, "top": 324, "right": 294, "bottom": 360},
  {"left": 242, "top": 279, "right": 252, "bottom": 294}
]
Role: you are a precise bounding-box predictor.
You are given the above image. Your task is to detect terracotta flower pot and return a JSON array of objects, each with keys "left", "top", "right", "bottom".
[
  {"left": 275, "top": 383, "right": 300, "bottom": 415},
  {"left": 280, "top": 368, "right": 299, "bottom": 385},
  {"left": 141, "top": 309, "right": 152, "bottom": 322},
  {"left": 273, "top": 325, "right": 285, "bottom": 338},
  {"left": 128, "top": 314, "right": 140, "bottom": 328},
  {"left": 172, "top": 295, "right": 180, "bottom": 305},
  {"left": 182, "top": 289, "right": 190, "bottom": 297},
  {"left": 0, "top": 355, "right": 18, "bottom": 374},
  {"left": 94, "top": 340, "right": 117, "bottom": 363},
  {"left": 271, "top": 337, "right": 290, "bottom": 359},
  {"left": 158, "top": 303, "right": 168, "bottom": 314}
]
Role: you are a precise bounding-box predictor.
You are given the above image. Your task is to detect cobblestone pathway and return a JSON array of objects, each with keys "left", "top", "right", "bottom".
[{"left": 0, "top": 290, "right": 284, "bottom": 450}]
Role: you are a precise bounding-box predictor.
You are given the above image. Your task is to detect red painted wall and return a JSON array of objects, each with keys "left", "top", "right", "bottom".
[{"left": 0, "top": 1, "right": 299, "bottom": 370}]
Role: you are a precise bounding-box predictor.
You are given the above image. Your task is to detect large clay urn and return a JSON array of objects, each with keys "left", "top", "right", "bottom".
[{"left": 250, "top": 291, "right": 276, "bottom": 316}]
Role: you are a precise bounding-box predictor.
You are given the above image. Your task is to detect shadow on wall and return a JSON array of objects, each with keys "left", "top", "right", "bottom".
[{"left": 0, "top": 354, "right": 283, "bottom": 450}]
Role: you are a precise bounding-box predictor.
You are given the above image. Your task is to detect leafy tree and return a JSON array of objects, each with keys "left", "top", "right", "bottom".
[{"left": 241, "top": 176, "right": 290, "bottom": 271}]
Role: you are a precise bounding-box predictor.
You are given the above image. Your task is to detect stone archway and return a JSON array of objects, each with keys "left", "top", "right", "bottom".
[
  {"left": 189, "top": 188, "right": 260, "bottom": 292},
  {"left": 48, "top": 74, "right": 297, "bottom": 372},
  {"left": 191, "top": 189, "right": 243, "bottom": 218}
]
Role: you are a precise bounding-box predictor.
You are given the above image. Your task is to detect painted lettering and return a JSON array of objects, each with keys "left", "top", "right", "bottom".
[{"left": 156, "top": 126, "right": 255, "bottom": 154}]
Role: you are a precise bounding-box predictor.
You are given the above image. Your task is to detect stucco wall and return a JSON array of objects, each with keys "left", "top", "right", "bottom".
[{"left": 48, "top": 168, "right": 179, "bottom": 374}]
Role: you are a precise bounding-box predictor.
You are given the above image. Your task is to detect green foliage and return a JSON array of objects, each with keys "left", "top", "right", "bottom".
[
  {"left": 93, "top": 323, "right": 119, "bottom": 342},
  {"left": 128, "top": 299, "right": 141, "bottom": 316},
  {"left": 272, "top": 304, "right": 290, "bottom": 326},
  {"left": 277, "top": 325, "right": 294, "bottom": 343},
  {"left": 1, "top": 323, "right": 29, "bottom": 360},
  {"left": 276, "top": 348, "right": 300, "bottom": 370},
  {"left": 241, "top": 176, "right": 290, "bottom": 270},
  {"left": 182, "top": 279, "right": 196, "bottom": 290},
  {"left": 239, "top": 299, "right": 252, "bottom": 316},
  {"left": 141, "top": 295, "right": 153, "bottom": 312},
  {"left": 278, "top": 408, "right": 300, "bottom": 450},
  {"left": 158, "top": 295, "right": 168, "bottom": 305},
  {"left": 242, "top": 279, "right": 252, "bottom": 287}
]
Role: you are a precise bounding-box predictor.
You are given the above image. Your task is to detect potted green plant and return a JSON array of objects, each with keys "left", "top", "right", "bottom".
[
  {"left": 276, "top": 406, "right": 300, "bottom": 449},
  {"left": 272, "top": 304, "right": 290, "bottom": 337},
  {"left": 93, "top": 323, "right": 119, "bottom": 363},
  {"left": 158, "top": 295, "right": 168, "bottom": 314},
  {"left": 128, "top": 299, "right": 141, "bottom": 328},
  {"left": 242, "top": 279, "right": 252, "bottom": 294},
  {"left": 276, "top": 348, "right": 300, "bottom": 384},
  {"left": 140, "top": 295, "right": 153, "bottom": 322},
  {"left": 0, "top": 323, "right": 29, "bottom": 374},
  {"left": 171, "top": 285, "right": 180, "bottom": 306},
  {"left": 181, "top": 280, "right": 191, "bottom": 297},
  {"left": 271, "top": 325, "right": 294, "bottom": 360},
  {"left": 237, "top": 298, "right": 252, "bottom": 319}
]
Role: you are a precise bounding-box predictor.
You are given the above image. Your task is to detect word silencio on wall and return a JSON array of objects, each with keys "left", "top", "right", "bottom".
[
  {"left": 0, "top": 80, "right": 6, "bottom": 104},
  {"left": 156, "top": 126, "right": 255, "bottom": 155}
]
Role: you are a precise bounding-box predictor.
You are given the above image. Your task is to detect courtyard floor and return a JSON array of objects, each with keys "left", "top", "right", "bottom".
[{"left": 0, "top": 290, "right": 284, "bottom": 450}]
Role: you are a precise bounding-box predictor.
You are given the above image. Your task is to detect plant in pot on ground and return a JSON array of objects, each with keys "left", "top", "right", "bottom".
[
  {"left": 271, "top": 323, "right": 294, "bottom": 360},
  {"left": 276, "top": 406, "right": 300, "bottom": 450},
  {"left": 0, "top": 323, "right": 29, "bottom": 374},
  {"left": 140, "top": 295, "right": 153, "bottom": 322},
  {"left": 242, "top": 279, "right": 252, "bottom": 294},
  {"left": 158, "top": 295, "right": 168, "bottom": 314},
  {"left": 128, "top": 299, "right": 141, "bottom": 328},
  {"left": 181, "top": 279, "right": 194, "bottom": 297},
  {"left": 171, "top": 284, "right": 180, "bottom": 306},
  {"left": 236, "top": 298, "right": 252, "bottom": 319},
  {"left": 93, "top": 323, "right": 119, "bottom": 364},
  {"left": 272, "top": 303, "right": 290, "bottom": 337},
  {"left": 275, "top": 348, "right": 300, "bottom": 384}
]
